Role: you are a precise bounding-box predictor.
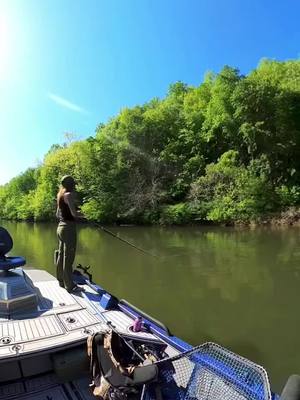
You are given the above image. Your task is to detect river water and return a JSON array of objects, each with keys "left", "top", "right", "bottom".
[{"left": 1, "top": 221, "right": 300, "bottom": 392}]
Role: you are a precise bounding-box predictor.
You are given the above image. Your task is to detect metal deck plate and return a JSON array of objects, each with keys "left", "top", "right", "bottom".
[{"left": 58, "top": 309, "right": 100, "bottom": 331}]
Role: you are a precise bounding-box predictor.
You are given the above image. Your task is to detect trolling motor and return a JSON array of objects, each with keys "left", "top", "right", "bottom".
[{"left": 0, "top": 227, "right": 37, "bottom": 316}]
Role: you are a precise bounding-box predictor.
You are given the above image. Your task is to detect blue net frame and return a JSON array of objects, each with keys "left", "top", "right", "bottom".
[{"left": 143, "top": 342, "right": 272, "bottom": 400}]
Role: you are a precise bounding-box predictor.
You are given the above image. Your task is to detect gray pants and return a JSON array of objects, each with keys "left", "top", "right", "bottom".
[{"left": 56, "top": 222, "right": 77, "bottom": 291}]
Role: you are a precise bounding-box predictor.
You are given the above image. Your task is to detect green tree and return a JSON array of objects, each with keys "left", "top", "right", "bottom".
[{"left": 1, "top": 59, "right": 299, "bottom": 224}]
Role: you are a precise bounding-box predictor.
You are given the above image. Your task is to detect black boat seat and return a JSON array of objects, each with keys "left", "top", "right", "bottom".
[{"left": 0, "top": 227, "right": 26, "bottom": 271}]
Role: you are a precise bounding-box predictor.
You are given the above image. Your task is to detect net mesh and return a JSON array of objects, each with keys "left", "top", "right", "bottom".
[{"left": 145, "top": 342, "right": 272, "bottom": 400}]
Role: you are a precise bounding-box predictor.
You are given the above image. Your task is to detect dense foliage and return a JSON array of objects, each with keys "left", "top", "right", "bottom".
[{"left": 1, "top": 60, "right": 300, "bottom": 224}]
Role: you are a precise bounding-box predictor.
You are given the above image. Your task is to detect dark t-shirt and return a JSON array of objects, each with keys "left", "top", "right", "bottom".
[{"left": 57, "top": 196, "right": 74, "bottom": 222}]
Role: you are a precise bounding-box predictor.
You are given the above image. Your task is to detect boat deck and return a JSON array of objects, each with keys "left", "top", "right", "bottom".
[
  {"left": 0, "top": 268, "right": 181, "bottom": 400},
  {"left": 0, "top": 269, "right": 166, "bottom": 361},
  {"left": 0, "top": 272, "right": 102, "bottom": 360}
]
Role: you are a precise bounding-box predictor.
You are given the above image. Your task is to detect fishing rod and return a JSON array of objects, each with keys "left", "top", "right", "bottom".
[{"left": 90, "top": 221, "right": 159, "bottom": 259}]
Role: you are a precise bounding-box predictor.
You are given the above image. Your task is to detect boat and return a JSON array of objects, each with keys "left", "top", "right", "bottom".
[{"left": 0, "top": 226, "right": 298, "bottom": 400}]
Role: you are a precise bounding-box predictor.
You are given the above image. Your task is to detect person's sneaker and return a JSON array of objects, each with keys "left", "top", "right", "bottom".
[{"left": 68, "top": 285, "right": 84, "bottom": 293}]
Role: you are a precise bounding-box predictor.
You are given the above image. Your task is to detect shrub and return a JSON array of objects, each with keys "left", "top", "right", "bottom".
[
  {"left": 275, "top": 185, "right": 300, "bottom": 207},
  {"left": 159, "top": 203, "right": 193, "bottom": 225},
  {"left": 189, "top": 151, "right": 276, "bottom": 223}
]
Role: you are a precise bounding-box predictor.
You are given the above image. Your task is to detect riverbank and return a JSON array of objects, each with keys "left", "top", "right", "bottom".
[
  {"left": 2, "top": 206, "right": 300, "bottom": 227},
  {"left": 232, "top": 207, "right": 300, "bottom": 227}
]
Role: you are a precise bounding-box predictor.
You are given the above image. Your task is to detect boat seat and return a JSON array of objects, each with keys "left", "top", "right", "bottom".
[
  {"left": 0, "top": 227, "right": 26, "bottom": 271},
  {"left": 0, "top": 256, "right": 26, "bottom": 271}
]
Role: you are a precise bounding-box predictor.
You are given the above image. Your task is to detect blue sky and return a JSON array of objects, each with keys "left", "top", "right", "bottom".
[{"left": 0, "top": 0, "right": 299, "bottom": 185}]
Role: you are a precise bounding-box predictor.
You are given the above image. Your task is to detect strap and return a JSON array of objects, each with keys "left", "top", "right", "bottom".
[
  {"left": 104, "top": 331, "right": 136, "bottom": 377},
  {"left": 87, "top": 333, "right": 103, "bottom": 388}
]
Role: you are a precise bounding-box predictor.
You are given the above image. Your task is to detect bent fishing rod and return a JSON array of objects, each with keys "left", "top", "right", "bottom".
[{"left": 89, "top": 221, "right": 158, "bottom": 259}]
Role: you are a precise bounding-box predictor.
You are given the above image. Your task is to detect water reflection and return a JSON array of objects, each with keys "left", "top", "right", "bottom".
[{"left": 1, "top": 221, "right": 300, "bottom": 392}]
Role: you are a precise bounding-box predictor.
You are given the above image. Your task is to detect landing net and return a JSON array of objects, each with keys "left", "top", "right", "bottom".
[{"left": 148, "top": 342, "right": 272, "bottom": 400}]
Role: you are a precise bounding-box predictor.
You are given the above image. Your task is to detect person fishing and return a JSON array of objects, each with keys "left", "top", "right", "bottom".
[{"left": 56, "top": 175, "right": 84, "bottom": 293}]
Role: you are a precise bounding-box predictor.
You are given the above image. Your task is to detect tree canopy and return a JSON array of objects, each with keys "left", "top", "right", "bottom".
[{"left": 1, "top": 60, "right": 300, "bottom": 224}]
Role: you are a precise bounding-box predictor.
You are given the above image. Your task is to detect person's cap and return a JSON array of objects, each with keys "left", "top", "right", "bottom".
[{"left": 61, "top": 175, "right": 76, "bottom": 187}]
